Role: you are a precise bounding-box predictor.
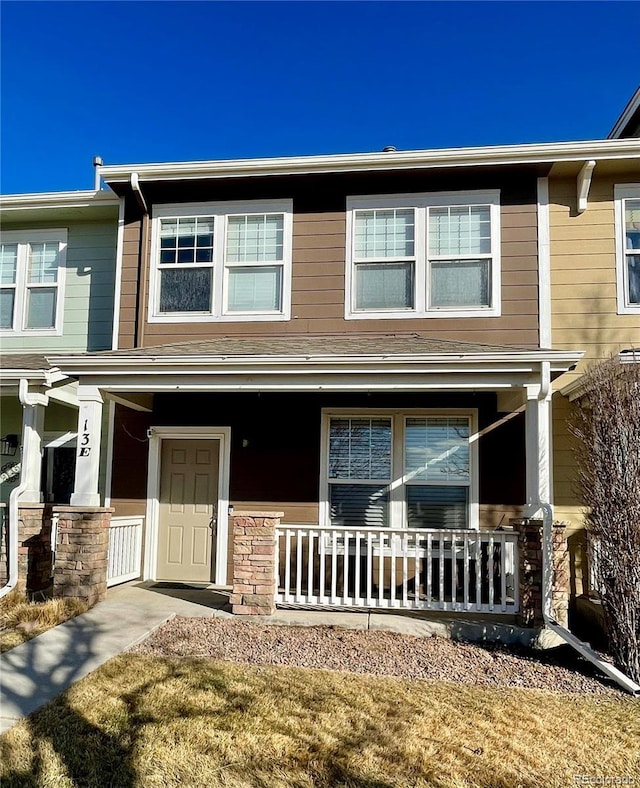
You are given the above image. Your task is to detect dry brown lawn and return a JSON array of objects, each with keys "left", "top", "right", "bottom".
[
  {"left": 0, "top": 589, "right": 87, "bottom": 653},
  {"left": 1, "top": 654, "right": 638, "bottom": 788}
]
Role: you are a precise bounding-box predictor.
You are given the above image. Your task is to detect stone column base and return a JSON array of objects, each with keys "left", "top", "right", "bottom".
[
  {"left": 231, "top": 511, "right": 281, "bottom": 615},
  {"left": 17, "top": 504, "right": 53, "bottom": 594},
  {"left": 52, "top": 506, "right": 113, "bottom": 606}
]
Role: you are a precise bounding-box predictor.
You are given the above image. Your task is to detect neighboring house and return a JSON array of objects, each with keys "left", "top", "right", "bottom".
[
  {"left": 43, "top": 139, "right": 637, "bottom": 627},
  {"left": 0, "top": 189, "right": 120, "bottom": 518},
  {"left": 548, "top": 98, "right": 640, "bottom": 607}
]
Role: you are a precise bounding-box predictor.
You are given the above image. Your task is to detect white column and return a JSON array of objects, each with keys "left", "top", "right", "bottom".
[
  {"left": 524, "top": 384, "right": 551, "bottom": 516},
  {"left": 70, "top": 386, "right": 103, "bottom": 507},
  {"left": 19, "top": 400, "right": 46, "bottom": 502}
]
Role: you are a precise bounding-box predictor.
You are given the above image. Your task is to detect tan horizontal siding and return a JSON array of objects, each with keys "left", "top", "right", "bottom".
[{"left": 551, "top": 269, "right": 616, "bottom": 285}]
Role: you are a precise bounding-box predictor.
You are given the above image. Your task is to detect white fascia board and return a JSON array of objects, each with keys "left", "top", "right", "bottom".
[
  {"left": 0, "top": 189, "right": 120, "bottom": 211},
  {"left": 49, "top": 351, "right": 583, "bottom": 378},
  {"left": 100, "top": 140, "right": 640, "bottom": 183},
  {"left": 66, "top": 372, "right": 547, "bottom": 394}
]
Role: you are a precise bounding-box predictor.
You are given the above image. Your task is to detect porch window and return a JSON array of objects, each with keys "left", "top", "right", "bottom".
[
  {"left": 324, "top": 411, "right": 477, "bottom": 529},
  {"left": 346, "top": 191, "right": 501, "bottom": 320},
  {"left": 404, "top": 417, "right": 470, "bottom": 528},
  {"left": 150, "top": 200, "right": 293, "bottom": 323},
  {"left": 328, "top": 417, "right": 392, "bottom": 527},
  {"left": 615, "top": 185, "right": 640, "bottom": 313},
  {"left": 0, "top": 229, "right": 67, "bottom": 334}
]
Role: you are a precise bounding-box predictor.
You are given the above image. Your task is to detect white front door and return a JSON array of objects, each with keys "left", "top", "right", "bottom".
[{"left": 156, "top": 438, "right": 220, "bottom": 583}]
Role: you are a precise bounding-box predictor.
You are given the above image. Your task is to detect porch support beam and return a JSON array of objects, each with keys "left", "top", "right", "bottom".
[
  {"left": 18, "top": 387, "right": 47, "bottom": 503},
  {"left": 524, "top": 382, "right": 551, "bottom": 516},
  {"left": 70, "top": 386, "right": 104, "bottom": 507}
]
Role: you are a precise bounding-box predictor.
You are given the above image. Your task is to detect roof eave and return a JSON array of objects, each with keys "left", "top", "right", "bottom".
[
  {"left": 48, "top": 350, "right": 584, "bottom": 376},
  {"left": 100, "top": 140, "right": 640, "bottom": 184},
  {"left": 0, "top": 189, "right": 120, "bottom": 212}
]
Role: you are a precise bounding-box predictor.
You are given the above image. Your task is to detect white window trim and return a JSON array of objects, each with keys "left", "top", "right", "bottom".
[
  {"left": 319, "top": 408, "right": 479, "bottom": 530},
  {"left": 614, "top": 184, "right": 640, "bottom": 314},
  {"left": 345, "top": 190, "right": 501, "bottom": 320},
  {"left": 0, "top": 228, "right": 67, "bottom": 336},
  {"left": 148, "top": 200, "right": 293, "bottom": 323}
]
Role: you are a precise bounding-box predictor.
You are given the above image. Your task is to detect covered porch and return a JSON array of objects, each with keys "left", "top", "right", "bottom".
[{"left": 50, "top": 335, "right": 581, "bottom": 622}]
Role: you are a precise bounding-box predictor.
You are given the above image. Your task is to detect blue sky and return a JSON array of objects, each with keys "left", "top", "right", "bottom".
[{"left": 1, "top": 1, "right": 638, "bottom": 193}]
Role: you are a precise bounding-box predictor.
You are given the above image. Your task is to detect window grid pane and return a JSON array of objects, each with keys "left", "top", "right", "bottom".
[
  {"left": 159, "top": 217, "right": 215, "bottom": 265},
  {"left": 226, "top": 214, "right": 284, "bottom": 263},
  {"left": 329, "top": 484, "right": 389, "bottom": 527},
  {"left": 329, "top": 417, "right": 392, "bottom": 480},
  {"left": 28, "top": 243, "right": 59, "bottom": 284},
  {"left": 628, "top": 255, "right": 640, "bottom": 305},
  {"left": 406, "top": 486, "right": 468, "bottom": 529},
  {"left": 430, "top": 260, "right": 490, "bottom": 308},
  {"left": 26, "top": 287, "right": 57, "bottom": 329},
  {"left": 355, "top": 262, "right": 414, "bottom": 310},
  {"left": 405, "top": 417, "right": 470, "bottom": 483},
  {"left": 429, "top": 205, "right": 491, "bottom": 256},
  {"left": 0, "top": 244, "right": 17, "bottom": 284},
  {"left": 354, "top": 209, "right": 415, "bottom": 258},
  {"left": 0, "top": 289, "right": 15, "bottom": 328},
  {"left": 227, "top": 265, "right": 282, "bottom": 312},
  {"left": 625, "top": 199, "right": 640, "bottom": 251},
  {"left": 159, "top": 268, "right": 212, "bottom": 313}
]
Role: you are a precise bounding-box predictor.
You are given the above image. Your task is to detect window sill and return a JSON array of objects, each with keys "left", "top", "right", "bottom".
[
  {"left": 345, "top": 307, "right": 501, "bottom": 320},
  {"left": 0, "top": 327, "right": 63, "bottom": 337},
  {"left": 148, "top": 312, "right": 290, "bottom": 324}
]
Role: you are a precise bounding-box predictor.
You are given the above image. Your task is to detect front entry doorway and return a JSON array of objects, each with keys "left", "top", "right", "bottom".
[{"left": 156, "top": 438, "right": 220, "bottom": 582}]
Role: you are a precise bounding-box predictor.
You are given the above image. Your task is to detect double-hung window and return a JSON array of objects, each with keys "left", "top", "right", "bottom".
[
  {"left": 0, "top": 229, "right": 67, "bottom": 334},
  {"left": 614, "top": 185, "right": 640, "bottom": 313},
  {"left": 346, "top": 191, "right": 500, "bottom": 319},
  {"left": 322, "top": 410, "right": 478, "bottom": 530},
  {"left": 149, "top": 200, "right": 293, "bottom": 322}
]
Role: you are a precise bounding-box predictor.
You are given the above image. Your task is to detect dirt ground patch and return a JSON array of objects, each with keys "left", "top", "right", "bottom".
[{"left": 130, "top": 616, "right": 622, "bottom": 695}]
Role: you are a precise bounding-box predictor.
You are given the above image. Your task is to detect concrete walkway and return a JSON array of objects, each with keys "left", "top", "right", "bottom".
[
  {"left": 0, "top": 583, "right": 231, "bottom": 734},
  {"left": 1, "top": 582, "right": 536, "bottom": 734}
]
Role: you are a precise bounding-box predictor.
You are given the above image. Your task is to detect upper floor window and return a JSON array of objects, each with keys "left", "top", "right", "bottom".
[
  {"left": 0, "top": 229, "right": 67, "bottom": 335},
  {"left": 345, "top": 191, "right": 501, "bottom": 320},
  {"left": 149, "top": 200, "right": 293, "bottom": 323},
  {"left": 615, "top": 185, "right": 640, "bottom": 313}
]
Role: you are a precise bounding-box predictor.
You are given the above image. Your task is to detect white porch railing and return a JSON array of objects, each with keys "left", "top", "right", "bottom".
[
  {"left": 275, "top": 526, "right": 519, "bottom": 614},
  {"left": 107, "top": 516, "right": 144, "bottom": 587}
]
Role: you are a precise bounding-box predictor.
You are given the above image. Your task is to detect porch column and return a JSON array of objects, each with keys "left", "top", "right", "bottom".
[
  {"left": 19, "top": 396, "right": 46, "bottom": 502},
  {"left": 524, "top": 384, "right": 551, "bottom": 515},
  {"left": 70, "top": 386, "right": 103, "bottom": 507}
]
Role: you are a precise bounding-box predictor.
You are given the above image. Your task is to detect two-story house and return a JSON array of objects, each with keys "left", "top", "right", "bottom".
[
  {"left": 0, "top": 189, "right": 120, "bottom": 590},
  {"left": 547, "top": 93, "right": 640, "bottom": 621},
  {"left": 52, "top": 141, "right": 640, "bottom": 625}
]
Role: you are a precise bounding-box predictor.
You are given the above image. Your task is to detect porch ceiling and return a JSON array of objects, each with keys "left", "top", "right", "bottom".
[{"left": 47, "top": 334, "right": 582, "bottom": 393}]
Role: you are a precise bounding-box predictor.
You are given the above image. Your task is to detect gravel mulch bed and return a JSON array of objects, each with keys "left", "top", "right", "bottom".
[{"left": 130, "top": 617, "right": 622, "bottom": 695}]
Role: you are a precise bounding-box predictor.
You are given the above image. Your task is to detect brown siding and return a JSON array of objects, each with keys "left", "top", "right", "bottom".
[
  {"left": 117, "top": 170, "right": 541, "bottom": 349},
  {"left": 117, "top": 219, "right": 142, "bottom": 349},
  {"left": 110, "top": 391, "right": 526, "bottom": 525},
  {"left": 109, "top": 404, "right": 152, "bottom": 517}
]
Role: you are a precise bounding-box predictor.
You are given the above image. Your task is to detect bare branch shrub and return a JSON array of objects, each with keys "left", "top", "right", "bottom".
[{"left": 569, "top": 357, "right": 640, "bottom": 682}]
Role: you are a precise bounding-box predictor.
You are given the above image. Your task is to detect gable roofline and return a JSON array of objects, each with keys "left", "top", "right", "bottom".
[
  {"left": 99, "top": 139, "right": 640, "bottom": 184},
  {"left": 608, "top": 87, "right": 640, "bottom": 139},
  {"left": 0, "top": 189, "right": 120, "bottom": 212}
]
